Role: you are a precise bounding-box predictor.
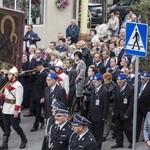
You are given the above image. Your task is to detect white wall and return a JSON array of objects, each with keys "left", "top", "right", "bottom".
[
  {"left": 24, "top": 0, "right": 74, "bottom": 49},
  {"left": 107, "top": 0, "right": 113, "bottom": 5}
]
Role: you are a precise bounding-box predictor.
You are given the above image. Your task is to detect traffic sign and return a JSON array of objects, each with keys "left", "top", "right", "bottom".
[{"left": 125, "top": 22, "right": 148, "bottom": 57}]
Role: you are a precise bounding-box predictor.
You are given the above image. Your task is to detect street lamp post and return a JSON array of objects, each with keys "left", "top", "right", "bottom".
[{"left": 102, "top": 0, "right": 107, "bottom": 23}]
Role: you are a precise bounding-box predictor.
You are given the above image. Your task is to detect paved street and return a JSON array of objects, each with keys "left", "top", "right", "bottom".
[{"left": 0, "top": 109, "right": 148, "bottom": 150}]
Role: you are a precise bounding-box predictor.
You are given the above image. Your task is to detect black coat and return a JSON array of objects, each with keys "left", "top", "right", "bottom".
[
  {"left": 30, "top": 69, "right": 47, "bottom": 100},
  {"left": 113, "top": 83, "right": 134, "bottom": 120},
  {"left": 44, "top": 84, "right": 67, "bottom": 119},
  {"left": 89, "top": 84, "right": 109, "bottom": 122},
  {"left": 68, "top": 131, "right": 98, "bottom": 150},
  {"left": 50, "top": 122, "right": 73, "bottom": 150},
  {"left": 64, "top": 68, "right": 77, "bottom": 92},
  {"left": 138, "top": 81, "right": 150, "bottom": 116},
  {"left": 81, "top": 47, "right": 92, "bottom": 67}
]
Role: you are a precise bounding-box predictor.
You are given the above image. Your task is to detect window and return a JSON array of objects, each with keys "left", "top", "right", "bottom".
[{"left": 3, "top": 0, "right": 44, "bottom": 25}]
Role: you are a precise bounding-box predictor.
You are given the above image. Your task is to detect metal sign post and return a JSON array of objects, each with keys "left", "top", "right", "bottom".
[
  {"left": 132, "top": 57, "right": 139, "bottom": 150},
  {"left": 125, "top": 22, "right": 148, "bottom": 150}
]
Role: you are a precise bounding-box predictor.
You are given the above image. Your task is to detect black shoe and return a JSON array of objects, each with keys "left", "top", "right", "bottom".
[
  {"left": 102, "top": 137, "right": 106, "bottom": 142},
  {"left": 0, "top": 144, "right": 8, "bottom": 150},
  {"left": 40, "top": 121, "right": 44, "bottom": 129},
  {"left": 111, "top": 144, "right": 123, "bottom": 149},
  {"left": 30, "top": 127, "right": 38, "bottom": 132},
  {"left": 20, "top": 139, "right": 28, "bottom": 149},
  {"left": 128, "top": 143, "right": 132, "bottom": 149},
  {"left": 0, "top": 136, "right": 8, "bottom": 150}
]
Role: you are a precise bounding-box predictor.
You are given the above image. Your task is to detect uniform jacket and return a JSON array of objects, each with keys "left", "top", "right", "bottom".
[
  {"left": 138, "top": 80, "right": 150, "bottom": 116},
  {"left": 64, "top": 68, "right": 77, "bottom": 92},
  {"left": 68, "top": 131, "right": 98, "bottom": 150},
  {"left": 49, "top": 121, "right": 73, "bottom": 150},
  {"left": 41, "top": 116, "right": 55, "bottom": 150},
  {"left": 30, "top": 69, "right": 47, "bottom": 100},
  {"left": 143, "top": 112, "right": 150, "bottom": 142},
  {"left": 44, "top": 84, "right": 67, "bottom": 119},
  {"left": 113, "top": 83, "right": 134, "bottom": 120},
  {"left": 89, "top": 84, "right": 109, "bottom": 122},
  {"left": 2, "top": 80, "right": 23, "bottom": 114}
]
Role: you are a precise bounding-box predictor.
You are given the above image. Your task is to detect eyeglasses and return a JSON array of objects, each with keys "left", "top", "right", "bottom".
[
  {"left": 140, "top": 78, "right": 145, "bottom": 80},
  {"left": 55, "top": 115, "right": 63, "bottom": 117}
]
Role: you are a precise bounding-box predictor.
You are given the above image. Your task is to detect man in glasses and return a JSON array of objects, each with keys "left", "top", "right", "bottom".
[
  {"left": 136, "top": 72, "right": 150, "bottom": 142},
  {"left": 111, "top": 73, "right": 133, "bottom": 149}
]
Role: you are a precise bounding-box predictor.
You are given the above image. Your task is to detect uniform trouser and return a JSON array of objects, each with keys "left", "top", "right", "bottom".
[
  {"left": 103, "top": 106, "right": 113, "bottom": 138},
  {"left": 136, "top": 111, "right": 146, "bottom": 141},
  {"left": 29, "top": 98, "right": 35, "bottom": 114},
  {"left": 0, "top": 118, "right": 4, "bottom": 131},
  {"left": 2, "top": 114, "right": 26, "bottom": 141},
  {"left": 67, "top": 91, "right": 75, "bottom": 108},
  {"left": 0, "top": 110, "right": 4, "bottom": 131},
  {"left": 33, "top": 100, "right": 44, "bottom": 128},
  {"left": 91, "top": 120, "right": 104, "bottom": 150},
  {"left": 114, "top": 117, "right": 132, "bottom": 145}
]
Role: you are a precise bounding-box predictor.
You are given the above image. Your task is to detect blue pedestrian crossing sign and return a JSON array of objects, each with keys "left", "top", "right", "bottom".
[{"left": 125, "top": 22, "right": 148, "bottom": 57}]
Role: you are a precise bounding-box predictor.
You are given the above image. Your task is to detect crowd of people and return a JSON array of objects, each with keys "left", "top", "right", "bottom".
[{"left": 0, "top": 9, "right": 150, "bottom": 150}]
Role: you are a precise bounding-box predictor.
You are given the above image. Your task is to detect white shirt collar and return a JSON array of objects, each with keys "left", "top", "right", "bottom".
[
  {"left": 121, "top": 82, "right": 127, "bottom": 91},
  {"left": 59, "top": 121, "right": 67, "bottom": 130},
  {"left": 96, "top": 84, "right": 102, "bottom": 92},
  {"left": 79, "top": 129, "right": 89, "bottom": 140}
]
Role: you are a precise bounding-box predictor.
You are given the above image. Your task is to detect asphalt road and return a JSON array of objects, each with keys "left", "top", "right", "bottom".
[{"left": 0, "top": 109, "right": 148, "bottom": 150}]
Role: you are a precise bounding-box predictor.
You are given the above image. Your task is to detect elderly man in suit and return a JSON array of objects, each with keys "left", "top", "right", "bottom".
[
  {"left": 136, "top": 72, "right": 150, "bottom": 142},
  {"left": 111, "top": 73, "right": 133, "bottom": 149},
  {"left": 43, "top": 72, "right": 67, "bottom": 120},
  {"left": 89, "top": 73, "right": 109, "bottom": 150}
]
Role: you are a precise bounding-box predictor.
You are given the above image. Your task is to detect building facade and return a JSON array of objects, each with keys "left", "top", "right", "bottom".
[{"left": 1, "top": 0, "right": 75, "bottom": 49}]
